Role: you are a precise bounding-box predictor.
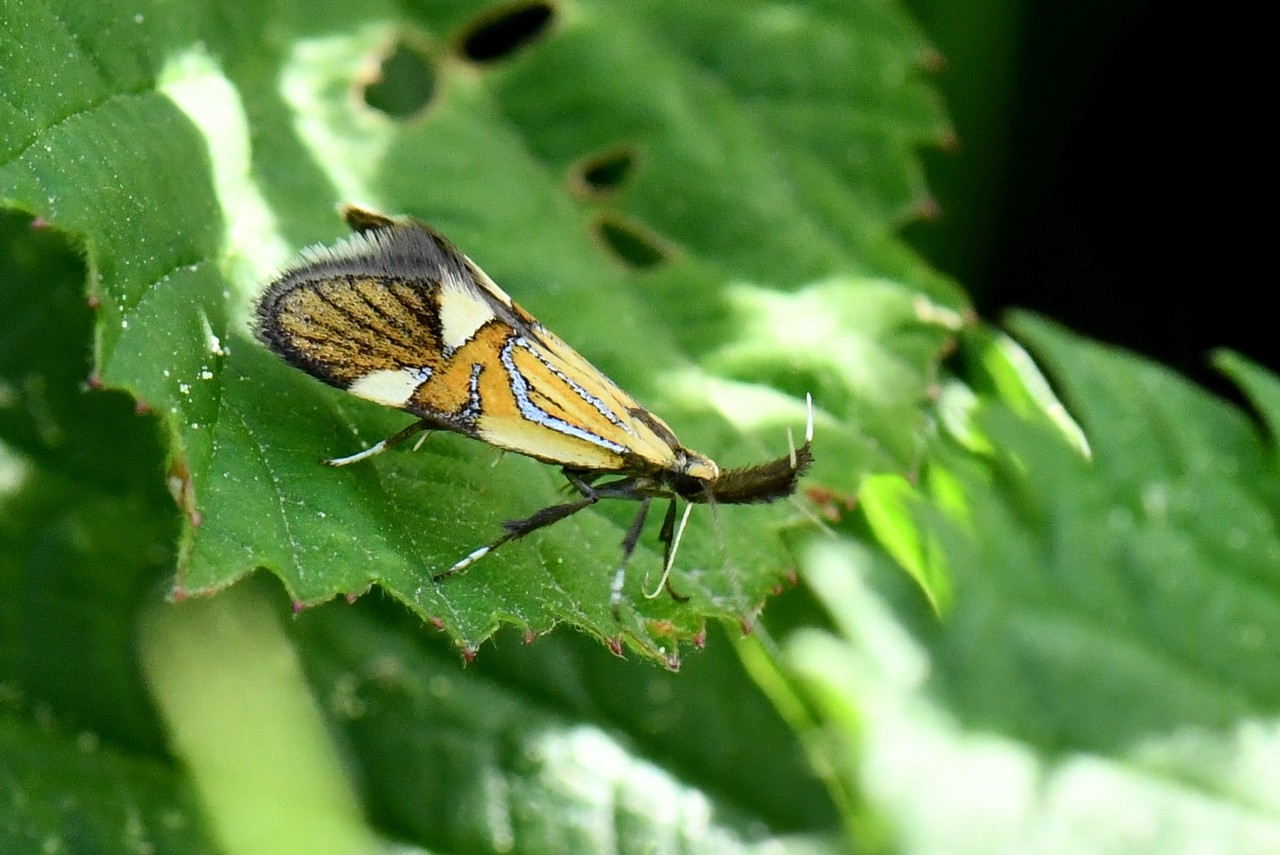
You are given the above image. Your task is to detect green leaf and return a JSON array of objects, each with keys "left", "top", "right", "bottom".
[
  {"left": 2, "top": 1, "right": 962, "bottom": 850},
  {"left": 859, "top": 472, "right": 950, "bottom": 612},
  {"left": 0, "top": 213, "right": 173, "bottom": 747},
  {"left": 0, "top": 207, "right": 839, "bottom": 851},
  {"left": 788, "top": 317, "right": 1280, "bottom": 852},
  {"left": 960, "top": 324, "right": 1091, "bottom": 457},
  {"left": 1, "top": 0, "right": 957, "bottom": 662}
]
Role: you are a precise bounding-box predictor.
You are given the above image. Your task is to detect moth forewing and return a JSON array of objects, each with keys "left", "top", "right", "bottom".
[{"left": 253, "top": 206, "right": 814, "bottom": 609}]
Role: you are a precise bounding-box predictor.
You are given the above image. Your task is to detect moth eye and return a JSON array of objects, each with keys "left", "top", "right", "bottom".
[{"left": 671, "top": 473, "right": 705, "bottom": 499}]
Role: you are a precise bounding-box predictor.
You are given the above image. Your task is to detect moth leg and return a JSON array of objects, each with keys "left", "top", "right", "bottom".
[
  {"left": 324, "top": 419, "right": 433, "bottom": 467},
  {"left": 656, "top": 498, "right": 690, "bottom": 603},
  {"left": 561, "top": 469, "right": 603, "bottom": 497},
  {"left": 434, "top": 486, "right": 601, "bottom": 583},
  {"left": 611, "top": 496, "right": 653, "bottom": 620}
]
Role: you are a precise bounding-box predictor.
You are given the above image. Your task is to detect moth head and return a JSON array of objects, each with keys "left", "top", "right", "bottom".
[
  {"left": 681, "top": 449, "right": 720, "bottom": 482},
  {"left": 654, "top": 448, "right": 715, "bottom": 500}
]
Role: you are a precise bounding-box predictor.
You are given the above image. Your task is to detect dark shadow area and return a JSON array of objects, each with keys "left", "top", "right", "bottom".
[
  {"left": 572, "top": 146, "right": 638, "bottom": 196},
  {"left": 904, "top": 2, "right": 1272, "bottom": 403},
  {"left": 458, "top": 1, "right": 556, "bottom": 63},
  {"left": 593, "top": 215, "right": 667, "bottom": 269}
]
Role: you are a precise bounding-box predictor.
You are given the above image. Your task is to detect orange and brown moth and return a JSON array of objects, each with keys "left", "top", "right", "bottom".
[{"left": 254, "top": 206, "right": 813, "bottom": 610}]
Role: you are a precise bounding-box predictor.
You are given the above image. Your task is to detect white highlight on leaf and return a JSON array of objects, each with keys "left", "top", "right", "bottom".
[
  {"left": 280, "top": 24, "right": 396, "bottom": 206},
  {"left": 158, "top": 46, "right": 291, "bottom": 296}
]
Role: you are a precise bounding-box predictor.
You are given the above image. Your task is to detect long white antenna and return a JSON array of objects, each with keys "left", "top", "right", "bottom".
[
  {"left": 788, "top": 393, "right": 814, "bottom": 467},
  {"left": 645, "top": 502, "right": 694, "bottom": 599},
  {"left": 805, "top": 392, "right": 814, "bottom": 443}
]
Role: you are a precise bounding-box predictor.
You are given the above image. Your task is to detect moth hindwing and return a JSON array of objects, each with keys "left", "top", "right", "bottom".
[{"left": 254, "top": 206, "right": 814, "bottom": 610}]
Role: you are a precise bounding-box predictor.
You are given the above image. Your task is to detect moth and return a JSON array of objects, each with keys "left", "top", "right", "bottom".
[{"left": 254, "top": 206, "right": 813, "bottom": 610}]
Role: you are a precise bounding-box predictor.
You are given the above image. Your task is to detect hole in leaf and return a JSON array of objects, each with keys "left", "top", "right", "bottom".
[
  {"left": 572, "top": 147, "right": 638, "bottom": 196},
  {"left": 460, "top": 2, "right": 555, "bottom": 63},
  {"left": 364, "top": 39, "right": 436, "bottom": 118},
  {"left": 593, "top": 216, "right": 668, "bottom": 269}
]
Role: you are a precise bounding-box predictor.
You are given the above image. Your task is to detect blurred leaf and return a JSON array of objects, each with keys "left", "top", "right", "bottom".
[
  {"left": 962, "top": 324, "right": 1091, "bottom": 457},
  {"left": 1214, "top": 349, "right": 1280, "bottom": 452},
  {"left": 0, "top": 211, "right": 176, "bottom": 751},
  {"left": 290, "top": 596, "right": 840, "bottom": 852},
  {"left": 139, "top": 580, "right": 379, "bottom": 855},
  {"left": 859, "top": 472, "right": 949, "bottom": 612},
  {"left": 0, "top": 718, "right": 217, "bottom": 855},
  {"left": 788, "top": 317, "right": 1280, "bottom": 853},
  {"left": 0, "top": 214, "right": 215, "bottom": 852}
]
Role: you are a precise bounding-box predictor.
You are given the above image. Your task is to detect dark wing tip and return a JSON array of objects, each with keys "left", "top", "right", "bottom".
[
  {"left": 250, "top": 272, "right": 351, "bottom": 389},
  {"left": 252, "top": 274, "right": 296, "bottom": 351},
  {"left": 341, "top": 205, "right": 398, "bottom": 234}
]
